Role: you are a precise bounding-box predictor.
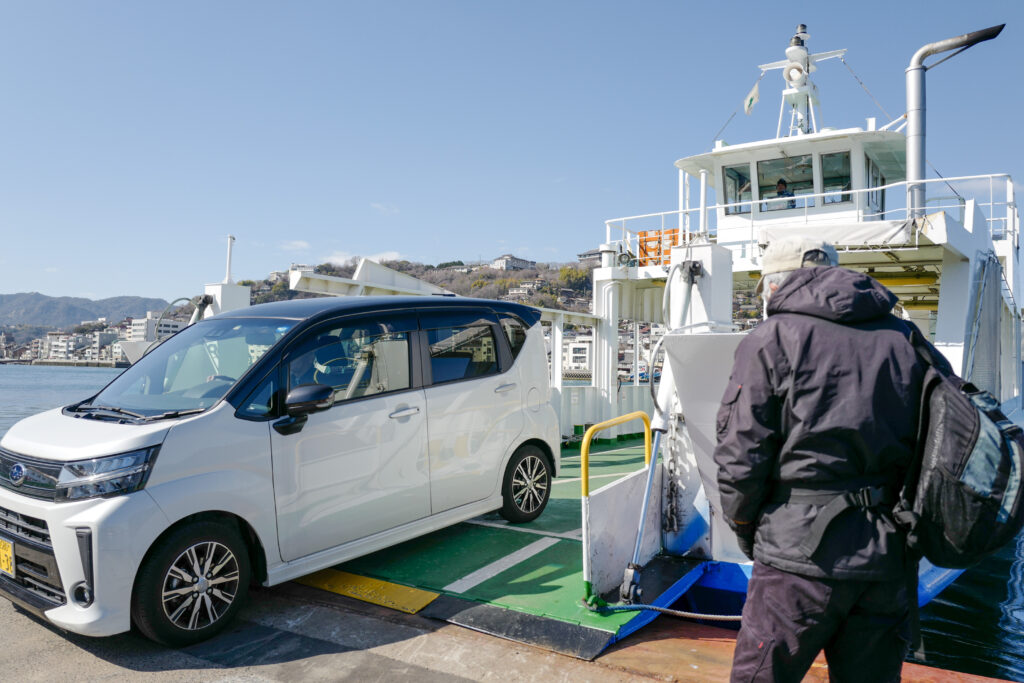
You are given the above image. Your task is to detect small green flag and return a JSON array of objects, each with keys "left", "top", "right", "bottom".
[{"left": 743, "top": 82, "right": 759, "bottom": 115}]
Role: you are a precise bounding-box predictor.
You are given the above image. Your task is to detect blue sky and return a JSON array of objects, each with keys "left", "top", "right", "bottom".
[{"left": 1, "top": 1, "right": 1021, "bottom": 301}]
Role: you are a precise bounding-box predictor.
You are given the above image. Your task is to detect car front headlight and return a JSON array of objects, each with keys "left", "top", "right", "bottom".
[{"left": 55, "top": 446, "right": 160, "bottom": 502}]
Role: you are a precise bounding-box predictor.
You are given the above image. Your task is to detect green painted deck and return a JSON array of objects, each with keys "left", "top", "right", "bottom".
[{"left": 337, "top": 438, "right": 651, "bottom": 633}]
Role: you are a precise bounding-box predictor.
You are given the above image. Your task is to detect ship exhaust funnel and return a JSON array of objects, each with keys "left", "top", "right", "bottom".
[{"left": 906, "top": 24, "right": 1004, "bottom": 218}]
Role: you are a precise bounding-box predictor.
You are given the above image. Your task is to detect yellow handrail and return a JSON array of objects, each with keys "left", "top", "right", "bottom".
[{"left": 580, "top": 411, "right": 652, "bottom": 497}]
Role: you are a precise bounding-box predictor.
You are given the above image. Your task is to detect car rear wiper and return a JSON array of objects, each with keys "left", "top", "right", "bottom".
[
  {"left": 144, "top": 408, "right": 206, "bottom": 421},
  {"left": 75, "top": 405, "right": 147, "bottom": 419}
]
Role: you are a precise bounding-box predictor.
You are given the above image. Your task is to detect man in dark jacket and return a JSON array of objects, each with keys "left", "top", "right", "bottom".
[{"left": 715, "top": 236, "right": 941, "bottom": 682}]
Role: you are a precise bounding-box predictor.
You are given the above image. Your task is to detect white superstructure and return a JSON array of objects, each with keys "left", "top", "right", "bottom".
[{"left": 576, "top": 23, "right": 1019, "bottom": 595}]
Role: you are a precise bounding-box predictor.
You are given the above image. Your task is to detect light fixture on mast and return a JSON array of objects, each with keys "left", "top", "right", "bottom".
[{"left": 758, "top": 24, "right": 846, "bottom": 137}]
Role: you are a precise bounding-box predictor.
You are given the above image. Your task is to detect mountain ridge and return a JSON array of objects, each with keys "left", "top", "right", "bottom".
[{"left": 0, "top": 292, "right": 170, "bottom": 329}]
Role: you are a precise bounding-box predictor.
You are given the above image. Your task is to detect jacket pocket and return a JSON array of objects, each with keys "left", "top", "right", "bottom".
[{"left": 716, "top": 380, "right": 742, "bottom": 438}]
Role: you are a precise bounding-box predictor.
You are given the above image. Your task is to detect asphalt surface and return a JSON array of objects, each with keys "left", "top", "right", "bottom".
[{"left": 2, "top": 582, "right": 647, "bottom": 682}]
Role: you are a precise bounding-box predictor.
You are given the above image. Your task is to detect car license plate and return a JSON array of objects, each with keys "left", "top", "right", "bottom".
[{"left": 0, "top": 536, "right": 12, "bottom": 577}]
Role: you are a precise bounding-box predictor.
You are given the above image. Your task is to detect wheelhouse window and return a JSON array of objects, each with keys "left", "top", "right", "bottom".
[
  {"left": 287, "top": 320, "right": 411, "bottom": 401},
  {"left": 757, "top": 156, "right": 814, "bottom": 211},
  {"left": 866, "top": 156, "right": 886, "bottom": 217},
  {"left": 722, "top": 164, "right": 752, "bottom": 215},
  {"left": 822, "top": 151, "right": 852, "bottom": 204}
]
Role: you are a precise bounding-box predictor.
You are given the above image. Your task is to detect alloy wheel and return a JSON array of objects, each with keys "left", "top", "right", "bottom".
[
  {"left": 161, "top": 541, "right": 240, "bottom": 631},
  {"left": 511, "top": 454, "right": 549, "bottom": 514}
]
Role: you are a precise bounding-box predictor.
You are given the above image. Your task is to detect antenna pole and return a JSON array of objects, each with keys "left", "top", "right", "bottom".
[{"left": 224, "top": 234, "right": 236, "bottom": 284}]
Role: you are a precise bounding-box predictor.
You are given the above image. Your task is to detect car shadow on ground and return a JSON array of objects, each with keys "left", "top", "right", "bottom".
[{"left": 12, "top": 584, "right": 446, "bottom": 678}]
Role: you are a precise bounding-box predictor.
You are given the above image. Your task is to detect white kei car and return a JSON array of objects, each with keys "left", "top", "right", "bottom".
[{"left": 0, "top": 296, "right": 560, "bottom": 645}]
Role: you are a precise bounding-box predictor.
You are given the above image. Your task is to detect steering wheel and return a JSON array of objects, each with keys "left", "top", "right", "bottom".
[{"left": 313, "top": 356, "right": 358, "bottom": 383}]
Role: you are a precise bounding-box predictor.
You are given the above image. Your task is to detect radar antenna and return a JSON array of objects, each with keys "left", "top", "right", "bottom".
[{"left": 758, "top": 24, "right": 846, "bottom": 137}]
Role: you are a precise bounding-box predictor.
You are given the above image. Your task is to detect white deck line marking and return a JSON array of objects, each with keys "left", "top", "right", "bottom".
[
  {"left": 465, "top": 519, "right": 583, "bottom": 541},
  {"left": 553, "top": 472, "right": 630, "bottom": 486},
  {"left": 560, "top": 445, "right": 644, "bottom": 458},
  {"left": 443, "top": 537, "right": 560, "bottom": 594}
]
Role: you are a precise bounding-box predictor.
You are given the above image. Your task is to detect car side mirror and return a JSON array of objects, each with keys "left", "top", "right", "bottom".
[{"left": 284, "top": 383, "right": 335, "bottom": 416}]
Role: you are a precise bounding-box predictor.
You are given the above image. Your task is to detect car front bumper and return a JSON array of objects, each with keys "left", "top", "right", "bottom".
[{"left": 0, "top": 486, "right": 170, "bottom": 637}]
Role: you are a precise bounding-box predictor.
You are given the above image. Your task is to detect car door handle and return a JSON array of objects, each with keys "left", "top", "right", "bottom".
[
  {"left": 388, "top": 406, "right": 420, "bottom": 419},
  {"left": 494, "top": 383, "right": 517, "bottom": 393}
]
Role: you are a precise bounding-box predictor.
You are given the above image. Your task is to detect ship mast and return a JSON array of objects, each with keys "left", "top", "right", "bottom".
[{"left": 757, "top": 24, "right": 846, "bottom": 137}]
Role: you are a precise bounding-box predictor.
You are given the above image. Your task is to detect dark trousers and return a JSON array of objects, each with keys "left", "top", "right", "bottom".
[{"left": 731, "top": 561, "right": 910, "bottom": 683}]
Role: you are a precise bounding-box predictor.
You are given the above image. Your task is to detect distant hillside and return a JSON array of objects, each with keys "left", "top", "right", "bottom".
[{"left": 0, "top": 293, "right": 170, "bottom": 329}]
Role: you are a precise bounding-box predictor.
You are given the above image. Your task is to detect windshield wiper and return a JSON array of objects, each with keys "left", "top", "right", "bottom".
[
  {"left": 144, "top": 408, "right": 207, "bottom": 421},
  {"left": 75, "top": 405, "right": 147, "bottom": 419}
]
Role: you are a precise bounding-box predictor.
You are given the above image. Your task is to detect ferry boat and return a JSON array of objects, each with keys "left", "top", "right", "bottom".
[{"left": 571, "top": 21, "right": 1018, "bottom": 621}]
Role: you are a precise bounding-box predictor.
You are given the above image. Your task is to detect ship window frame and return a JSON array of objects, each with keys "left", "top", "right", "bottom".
[
  {"left": 722, "top": 163, "right": 753, "bottom": 215},
  {"left": 821, "top": 151, "right": 852, "bottom": 204},
  {"left": 757, "top": 155, "right": 815, "bottom": 211},
  {"left": 865, "top": 155, "right": 886, "bottom": 217}
]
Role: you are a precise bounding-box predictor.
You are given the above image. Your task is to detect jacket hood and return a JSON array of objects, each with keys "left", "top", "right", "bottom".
[{"left": 766, "top": 267, "right": 898, "bottom": 323}]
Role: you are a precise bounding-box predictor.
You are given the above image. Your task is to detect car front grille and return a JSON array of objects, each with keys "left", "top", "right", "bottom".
[
  {"left": 0, "top": 505, "right": 51, "bottom": 547},
  {"left": 0, "top": 447, "right": 61, "bottom": 501}
]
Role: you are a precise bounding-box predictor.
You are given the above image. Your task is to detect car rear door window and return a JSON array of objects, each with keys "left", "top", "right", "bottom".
[
  {"left": 427, "top": 324, "right": 499, "bottom": 383},
  {"left": 498, "top": 314, "right": 528, "bottom": 360}
]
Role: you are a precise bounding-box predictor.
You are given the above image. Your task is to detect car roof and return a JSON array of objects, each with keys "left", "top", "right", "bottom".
[{"left": 217, "top": 295, "right": 541, "bottom": 326}]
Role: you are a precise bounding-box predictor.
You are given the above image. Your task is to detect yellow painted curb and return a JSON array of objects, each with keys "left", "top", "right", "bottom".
[{"left": 295, "top": 568, "right": 439, "bottom": 614}]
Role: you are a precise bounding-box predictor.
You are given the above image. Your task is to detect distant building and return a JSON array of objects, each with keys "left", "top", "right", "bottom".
[
  {"left": 563, "top": 335, "right": 593, "bottom": 372},
  {"left": 109, "top": 342, "right": 129, "bottom": 364},
  {"left": 45, "top": 332, "right": 90, "bottom": 360},
  {"left": 129, "top": 312, "right": 187, "bottom": 342},
  {"left": 490, "top": 254, "right": 536, "bottom": 271},
  {"left": 85, "top": 331, "right": 118, "bottom": 361},
  {"left": 577, "top": 249, "right": 601, "bottom": 266},
  {"left": 506, "top": 287, "right": 530, "bottom": 300}
]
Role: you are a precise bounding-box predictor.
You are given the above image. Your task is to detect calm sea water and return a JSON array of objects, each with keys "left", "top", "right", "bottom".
[
  {"left": 0, "top": 364, "right": 1022, "bottom": 679},
  {"left": 0, "top": 364, "right": 122, "bottom": 435}
]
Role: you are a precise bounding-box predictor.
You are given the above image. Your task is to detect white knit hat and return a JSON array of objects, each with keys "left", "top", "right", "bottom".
[{"left": 755, "top": 236, "right": 839, "bottom": 294}]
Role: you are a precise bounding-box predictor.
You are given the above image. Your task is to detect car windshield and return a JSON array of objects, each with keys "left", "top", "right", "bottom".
[{"left": 81, "top": 317, "right": 293, "bottom": 418}]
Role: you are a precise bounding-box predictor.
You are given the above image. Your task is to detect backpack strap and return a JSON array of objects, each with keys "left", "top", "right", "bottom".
[{"left": 770, "top": 476, "right": 897, "bottom": 558}]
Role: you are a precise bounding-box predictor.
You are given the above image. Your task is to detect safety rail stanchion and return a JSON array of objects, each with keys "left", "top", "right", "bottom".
[{"left": 580, "top": 411, "right": 651, "bottom": 608}]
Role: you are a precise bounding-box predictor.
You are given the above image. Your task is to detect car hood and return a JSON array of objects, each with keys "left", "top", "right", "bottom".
[{"left": 0, "top": 407, "right": 172, "bottom": 462}]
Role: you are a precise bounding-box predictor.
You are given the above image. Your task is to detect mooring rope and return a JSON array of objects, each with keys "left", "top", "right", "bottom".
[{"left": 595, "top": 603, "right": 743, "bottom": 622}]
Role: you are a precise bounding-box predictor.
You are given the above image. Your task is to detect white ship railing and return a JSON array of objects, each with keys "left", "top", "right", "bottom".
[{"left": 604, "top": 173, "right": 1018, "bottom": 259}]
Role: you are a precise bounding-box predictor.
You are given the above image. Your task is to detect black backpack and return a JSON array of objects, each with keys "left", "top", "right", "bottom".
[{"left": 893, "top": 326, "right": 1024, "bottom": 568}]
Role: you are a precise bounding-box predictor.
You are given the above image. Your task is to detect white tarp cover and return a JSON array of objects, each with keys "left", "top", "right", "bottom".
[{"left": 760, "top": 219, "right": 914, "bottom": 248}]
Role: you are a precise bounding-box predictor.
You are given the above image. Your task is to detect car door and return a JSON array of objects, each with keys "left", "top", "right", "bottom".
[
  {"left": 269, "top": 312, "right": 429, "bottom": 562},
  {"left": 420, "top": 309, "right": 524, "bottom": 514}
]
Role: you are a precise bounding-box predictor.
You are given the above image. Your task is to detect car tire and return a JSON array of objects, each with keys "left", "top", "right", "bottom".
[
  {"left": 500, "top": 445, "right": 552, "bottom": 523},
  {"left": 132, "top": 521, "right": 250, "bottom": 647}
]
